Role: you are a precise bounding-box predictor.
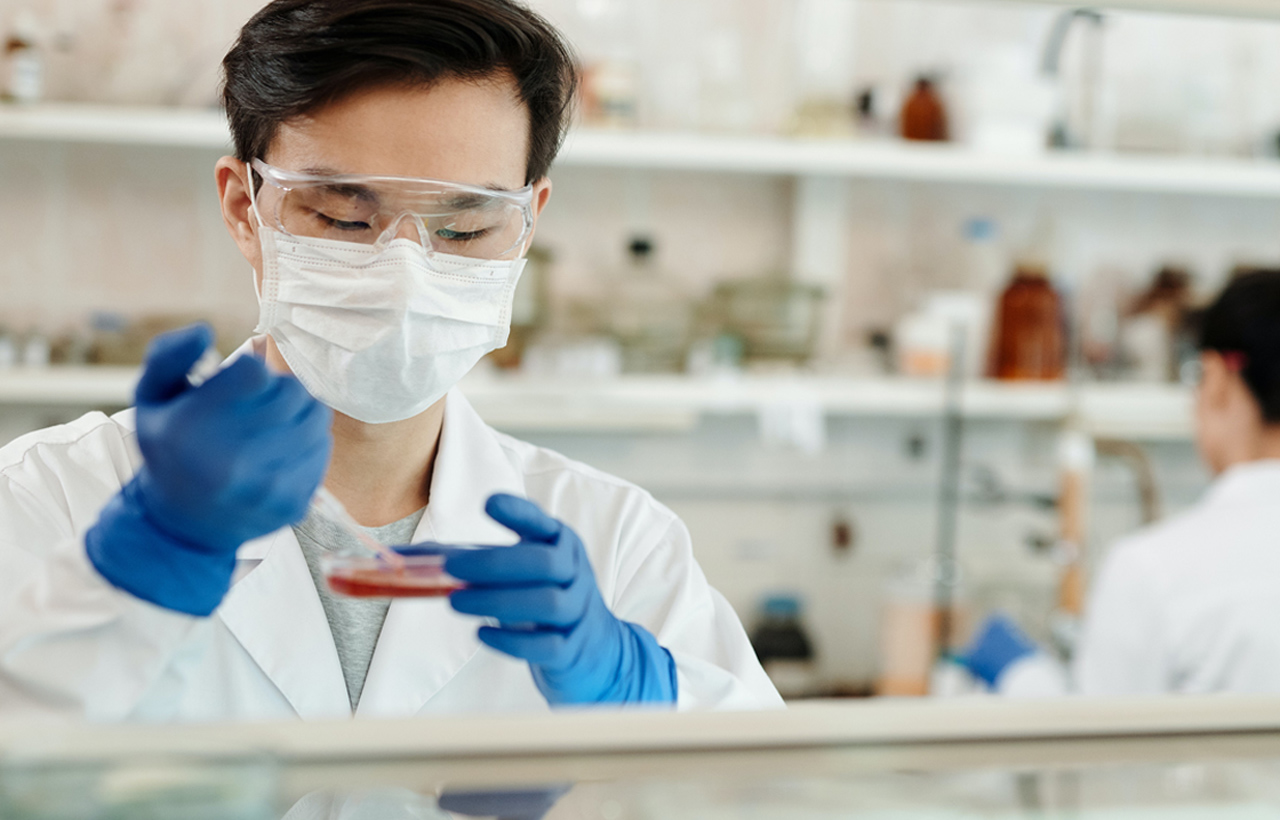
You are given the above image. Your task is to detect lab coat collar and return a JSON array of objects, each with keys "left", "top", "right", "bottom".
[
  {"left": 356, "top": 389, "right": 526, "bottom": 717},
  {"left": 218, "top": 337, "right": 527, "bottom": 718},
  {"left": 218, "top": 527, "right": 351, "bottom": 720},
  {"left": 1204, "top": 459, "right": 1280, "bottom": 508}
]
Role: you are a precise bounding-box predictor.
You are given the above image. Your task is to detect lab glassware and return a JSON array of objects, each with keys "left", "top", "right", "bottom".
[{"left": 310, "top": 488, "right": 466, "bottom": 599}]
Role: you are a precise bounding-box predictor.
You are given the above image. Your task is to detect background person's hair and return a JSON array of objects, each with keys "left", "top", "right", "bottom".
[
  {"left": 221, "top": 0, "right": 579, "bottom": 185},
  {"left": 1199, "top": 268, "right": 1280, "bottom": 423}
]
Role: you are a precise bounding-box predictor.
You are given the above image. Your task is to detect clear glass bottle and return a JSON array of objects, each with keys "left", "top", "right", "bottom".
[{"left": 605, "top": 236, "right": 693, "bottom": 373}]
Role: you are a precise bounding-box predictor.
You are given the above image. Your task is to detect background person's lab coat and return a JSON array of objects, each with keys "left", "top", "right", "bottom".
[
  {"left": 999, "top": 460, "right": 1280, "bottom": 697},
  {"left": 0, "top": 339, "right": 782, "bottom": 721}
]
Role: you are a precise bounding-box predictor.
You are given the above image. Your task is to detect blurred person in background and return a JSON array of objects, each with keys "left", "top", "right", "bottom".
[
  {"left": 0, "top": 0, "right": 780, "bottom": 722},
  {"left": 962, "top": 270, "right": 1280, "bottom": 697}
]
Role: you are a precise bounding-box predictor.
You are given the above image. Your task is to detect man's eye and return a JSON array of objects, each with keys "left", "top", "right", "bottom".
[
  {"left": 316, "top": 212, "right": 373, "bottom": 232},
  {"left": 435, "top": 227, "right": 490, "bottom": 242}
]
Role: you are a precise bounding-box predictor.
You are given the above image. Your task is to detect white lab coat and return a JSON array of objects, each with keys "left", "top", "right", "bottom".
[
  {"left": 0, "top": 341, "right": 782, "bottom": 722},
  {"left": 1001, "top": 460, "right": 1280, "bottom": 698}
]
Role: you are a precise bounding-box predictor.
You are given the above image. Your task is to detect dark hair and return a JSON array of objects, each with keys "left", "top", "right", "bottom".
[
  {"left": 1199, "top": 268, "right": 1280, "bottom": 423},
  {"left": 221, "top": 0, "right": 579, "bottom": 184}
]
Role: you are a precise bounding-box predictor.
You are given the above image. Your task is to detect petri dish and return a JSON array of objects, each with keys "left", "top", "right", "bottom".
[{"left": 321, "top": 547, "right": 466, "bottom": 599}]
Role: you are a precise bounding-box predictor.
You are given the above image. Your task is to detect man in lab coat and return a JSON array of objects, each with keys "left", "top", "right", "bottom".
[
  {"left": 961, "top": 270, "right": 1280, "bottom": 697},
  {"left": 0, "top": 0, "right": 781, "bottom": 721}
]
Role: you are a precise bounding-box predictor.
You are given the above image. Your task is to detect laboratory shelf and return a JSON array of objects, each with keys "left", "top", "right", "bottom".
[
  {"left": 561, "top": 130, "right": 1280, "bottom": 198},
  {"left": 0, "top": 367, "right": 1194, "bottom": 438},
  {"left": 5, "top": 103, "right": 1280, "bottom": 199},
  {"left": 0, "top": 103, "right": 231, "bottom": 149}
]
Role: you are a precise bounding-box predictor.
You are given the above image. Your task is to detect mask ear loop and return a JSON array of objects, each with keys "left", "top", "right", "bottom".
[{"left": 246, "top": 161, "right": 270, "bottom": 303}]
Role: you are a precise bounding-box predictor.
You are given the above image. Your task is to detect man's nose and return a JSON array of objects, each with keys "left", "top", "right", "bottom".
[{"left": 387, "top": 213, "right": 426, "bottom": 246}]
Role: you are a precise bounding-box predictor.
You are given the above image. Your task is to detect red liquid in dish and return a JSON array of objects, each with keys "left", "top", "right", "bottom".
[{"left": 326, "top": 567, "right": 463, "bottom": 598}]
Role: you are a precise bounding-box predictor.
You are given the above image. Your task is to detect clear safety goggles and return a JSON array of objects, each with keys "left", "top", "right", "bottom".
[{"left": 250, "top": 159, "right": 536, "bottom": 261}]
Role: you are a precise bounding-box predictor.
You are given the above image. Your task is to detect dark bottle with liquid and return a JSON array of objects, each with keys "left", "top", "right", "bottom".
[
  {"left": 750, "top": 595, "right": 817, "bottom": 699},
  {"left": 900, "top": 76, "right": 948, "bottom": 142},
  {"left": 989, "top": 264, "right": 1066, "bottom": 381}
]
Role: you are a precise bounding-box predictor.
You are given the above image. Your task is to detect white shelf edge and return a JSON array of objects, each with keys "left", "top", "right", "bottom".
[
  {"left": 559, "top": 130, "right": 1280, "bottom": 199},
  {"left": 0, "top": 103, "right": 230, "bottom": 149},
  {"left": 3, "top": 104, "right": 1280, "bottom": 199},
  {"left": 0, "top": 369, "right": 1194, "bottom": 438}
]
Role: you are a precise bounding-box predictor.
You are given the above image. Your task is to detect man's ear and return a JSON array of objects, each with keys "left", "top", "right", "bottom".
[
  {"left": 215, "top": 156, "right": 262, "bottom": 272},
  {"left": 522, "top": 177, "right": 553, "bottom": 254},
  {"left": 1200, "top": 351, "right": 1234, "bottom": 410}
]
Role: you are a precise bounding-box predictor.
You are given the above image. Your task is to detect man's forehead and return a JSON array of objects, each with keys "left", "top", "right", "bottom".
[{"left": 265, "top": 78, "right": 530, "bottom": 189}]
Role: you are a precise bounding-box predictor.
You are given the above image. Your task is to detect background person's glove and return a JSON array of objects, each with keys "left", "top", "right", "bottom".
[
  {"left": 958, "top": 612, "right": 1040, "bottom": 688},
  {"left": 445, "top": 494, "right": 678, "bottom": 706},
  {"left": 86, "top": 324, "right": 332, "bottom": 616}
]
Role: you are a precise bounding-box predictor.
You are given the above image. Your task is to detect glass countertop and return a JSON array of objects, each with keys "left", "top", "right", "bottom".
[{"left": 5, "top": 697, "right": 1280, "bottom": 818}]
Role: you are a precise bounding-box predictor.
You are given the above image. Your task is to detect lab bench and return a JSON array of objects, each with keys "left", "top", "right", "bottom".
[{"left": 4, "top": 697, "right": 1280, "bottom": 818}]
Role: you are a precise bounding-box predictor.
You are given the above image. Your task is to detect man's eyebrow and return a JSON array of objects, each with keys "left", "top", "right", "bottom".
[{"left": 300, "top": 165, "right": 348, "bottom": 176}]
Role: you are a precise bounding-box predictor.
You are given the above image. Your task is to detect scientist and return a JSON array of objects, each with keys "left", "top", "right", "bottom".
[
  {"left": 0, "top": 0, "right": 781, "bottom": 721},
  {"left": 962, "top": 270, "right": 1280, "bottom": 697}
]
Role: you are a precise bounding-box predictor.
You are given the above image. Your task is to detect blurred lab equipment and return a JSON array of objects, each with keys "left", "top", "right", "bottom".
[
  {"left": 1122, "top": 266, "right": 1194, "bottom": 382},
  {"left": 606, "top": 236, "right": 693, "bottom": 373},
  {"left": 750, "top": 595, "right": 817, "bottom": 699},
  {"left": 900, "top": 76, "right": 948, "bottom": 142},
  {"left": 964, "top": 46, "right": 1056, "bottom": 155},
  {"left": 790, "top": 0, "right": 858, "bottom": 137},
  {"left": 576, "top": 0, "right": 641, "bottom": 128},
  {"left": 1054, "top": 429, "right": 1095, "bottom": 626},
  {"left": 878, "top": 560, "right": 963, "bottom": 696},
  {"left": 1041, "top": 8, "right": 1106, "bottom": 150},
  {"left": 0, "top": 330, "right": 15, "bottom": 370},
  {"left": 988, "top": 265, "right": 1066, "bottom": 381},
  {"left": 894, "top": 291, "right": 989, "bottom": 379},
  {"left": 20, "top": 332, "right": 50, "bottom": 369},
  {"left": 3, "top": 13, "right": 44, "bottom": 104},
  {"left": 708, "top": 276, "right": 825, "bottom": 364}
]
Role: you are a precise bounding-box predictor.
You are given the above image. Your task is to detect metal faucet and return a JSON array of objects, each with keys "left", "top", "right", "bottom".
[{"left": 1042, "top": 7, "right": 1106, "bottom": 150}]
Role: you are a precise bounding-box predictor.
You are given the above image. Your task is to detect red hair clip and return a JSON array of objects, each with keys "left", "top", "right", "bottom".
[{"left": 1222, "top": 351, "right": 1248, "bottom": 372}]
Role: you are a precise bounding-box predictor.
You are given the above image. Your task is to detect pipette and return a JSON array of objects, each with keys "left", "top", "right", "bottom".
[
  {"left": 182, "top": 341, "right": 405, "bottom": 571},
  {"left": 310, "top": 486, "right": 406, "bottom": 570}
]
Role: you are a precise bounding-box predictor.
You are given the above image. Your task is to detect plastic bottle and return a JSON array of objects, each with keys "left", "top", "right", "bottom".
[
  {"left": 605, "top": 236, "right": 692, "bottom": 373},
  {"left": 3, "top": 13, "right": 44, "bottom": 104}
]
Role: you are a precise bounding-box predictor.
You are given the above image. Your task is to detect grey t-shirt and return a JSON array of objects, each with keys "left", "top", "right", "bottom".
[{"left": 293, "top": 506, "right": 426, "bottom": 711}]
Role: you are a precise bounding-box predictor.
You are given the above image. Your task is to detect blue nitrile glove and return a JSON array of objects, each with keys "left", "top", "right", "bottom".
[
  {"left": 959, "top": 613, "right": 1040, "bottom": 688},
  {"left": 437, "top": 786, "right": 570, "bottom": 819},
  {"left": 86, "top": 324, "right": 332, "bottom": 616},
  {"left": 445, "top": 494, "right": 678, "bottom": 706}
]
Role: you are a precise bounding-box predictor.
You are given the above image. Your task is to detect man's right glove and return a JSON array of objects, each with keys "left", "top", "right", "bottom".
[{"left": 86, "top": 324, "right": 332, "bottom": 617}]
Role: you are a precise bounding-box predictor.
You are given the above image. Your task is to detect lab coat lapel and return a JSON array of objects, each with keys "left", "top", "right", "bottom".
[
  {"left": 356, "top": 390, "right": 526, "bottom": 717},
  {"left": 218, "top": 528, "right": 351, "bottom": 720}
]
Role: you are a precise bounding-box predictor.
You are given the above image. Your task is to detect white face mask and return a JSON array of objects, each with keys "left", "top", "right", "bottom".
[{"left": 253, "top": 226, "right": 525, "bottom": 425}]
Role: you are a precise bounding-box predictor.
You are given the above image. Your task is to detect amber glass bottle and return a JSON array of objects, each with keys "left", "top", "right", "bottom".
[
  {"left": 989, "top": 265, "right": 1066, "bottom": 380},
  {"left": 900, "top": 77, "right": 948, "bottom": 142}
]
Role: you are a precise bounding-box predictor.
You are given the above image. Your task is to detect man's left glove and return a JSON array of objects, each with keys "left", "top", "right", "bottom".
[{"left": 445, "top": 494, "right": 677, "bottom": 706}]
